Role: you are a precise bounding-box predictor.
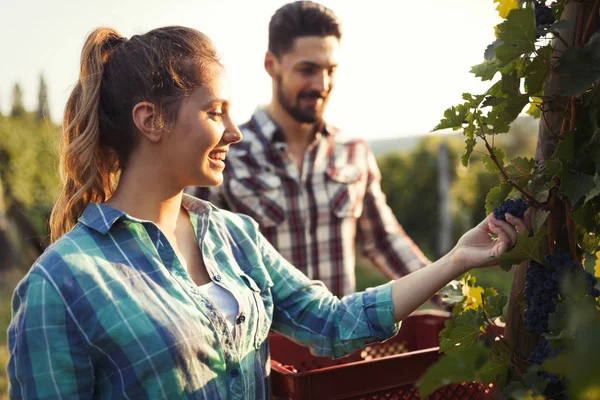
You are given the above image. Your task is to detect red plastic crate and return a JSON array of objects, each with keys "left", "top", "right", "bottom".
[{"left": 269, "top": 310, "right": 496, "bottom": 400}]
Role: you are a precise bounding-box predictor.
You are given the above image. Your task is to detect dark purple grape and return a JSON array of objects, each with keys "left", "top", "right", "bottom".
[
  {"left": 535, "top": 2, "right": 555, "bottom": 27},
  {"left": 528, "top": 337, "right": 562, "bottom": 386},
  {"left": 523, "top": 251, "right": 600, "bottom": 334},
  {"left": 493, "top": 199, "right": 528, "bottom": 221}
]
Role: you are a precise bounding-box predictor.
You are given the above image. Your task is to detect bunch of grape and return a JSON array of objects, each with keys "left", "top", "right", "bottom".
[
  {"left": 528, "top": 337, "right": 561, "bottom": 385},
  {"left": 523, "top": 250, "right": 600, "bottom": 334},
  {"left": 535, "top": 2, "right": 555, "bottom": 26},
  {"left": 523, "top": 260, "right": 558, "bottom": 333},
  {"left": 548, "top": 250, "right": 600, "bottom": 298},
  {"left": 493, "top": 198, "right": 528, "bottom": 221}
]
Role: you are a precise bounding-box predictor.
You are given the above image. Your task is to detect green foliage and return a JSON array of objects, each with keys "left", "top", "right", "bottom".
[
  {"left": 418, "top": 342, "right": 492, "bottom": 398},
  {"left": 0, "top": 112, "right": 60, "bottom": 240},
  {"left": 379, "top": 121, "right": 537, "bottom": 262},
  {"left": 542, "top": 277, "right": 600, "bottom": 399},
  {"left": 558, "top": 32, "right": 600, "bottom": 97},
  {"left": 493, "top": 8, "right": 536, "bottom": 66},
  {"left": 421, "top": 1, "right": 600, "bottom": 397},
  {"left": 420, "top": 274, "right": 509, "bottom": 397},
  {"left": 496, "top": 228, "right": 547, "bottom": 271}
]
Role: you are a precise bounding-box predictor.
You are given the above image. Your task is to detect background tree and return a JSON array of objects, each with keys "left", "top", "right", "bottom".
[
  {"left": 10, "top": 83, "right": 25, "bottom": 118},
  {"left": 36, "top": 74, "right": 50, "bottom": 123}
]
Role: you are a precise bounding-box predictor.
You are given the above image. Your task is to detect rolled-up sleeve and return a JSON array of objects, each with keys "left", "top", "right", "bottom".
[{"left": 8, "top": 271, "right": 93, "bottom": 400}]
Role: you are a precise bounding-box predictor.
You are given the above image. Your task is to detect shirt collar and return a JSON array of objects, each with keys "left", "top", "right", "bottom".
[
  {"left": 78, "top": 193, "right": 212, "bottom": 234},
  {"left": 251, "top": 106, "right": 335, "bottom": 144}
]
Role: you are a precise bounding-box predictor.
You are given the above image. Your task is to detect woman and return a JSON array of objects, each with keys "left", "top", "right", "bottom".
[{"left": 7, "top": 26, "right": 524, "bottom": 399}]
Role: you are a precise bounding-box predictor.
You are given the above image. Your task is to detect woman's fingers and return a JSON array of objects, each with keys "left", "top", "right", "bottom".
[
  {"left": 489, "top": 218, "right": 518, "bottom": 249},
  {"left": 505, "top": 213, "right": 527, "bottom": 234}
]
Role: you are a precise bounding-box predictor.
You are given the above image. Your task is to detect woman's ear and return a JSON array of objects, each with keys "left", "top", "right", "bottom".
[{"left": 132, "top": 102, "right": 162, "bottom": 143}]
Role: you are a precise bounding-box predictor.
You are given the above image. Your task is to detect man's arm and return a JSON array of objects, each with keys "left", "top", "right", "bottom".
[{"left": 357, "top": 148, "right": 431, "bottom": 280}]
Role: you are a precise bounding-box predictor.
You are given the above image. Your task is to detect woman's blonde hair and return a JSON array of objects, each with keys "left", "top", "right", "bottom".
[{"left": 49, "top": 26, "right": 219, "bottom": 242}]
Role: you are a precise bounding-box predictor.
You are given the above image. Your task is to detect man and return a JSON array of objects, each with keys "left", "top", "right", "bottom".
[{"left": 190, "top": 1, "right": 434, "bottom": 298}]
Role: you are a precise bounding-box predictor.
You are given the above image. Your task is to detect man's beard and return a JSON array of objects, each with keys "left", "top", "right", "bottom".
[{"left": 276, "top": 76, "right": 328, "bottom": 124}]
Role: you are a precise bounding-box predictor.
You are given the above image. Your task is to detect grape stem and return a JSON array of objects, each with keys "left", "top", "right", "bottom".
[
  {"left": 565, "top": 202, "right": 580, "bottom": 262},
  {"left": 547, "top": 186, "right": 559, "bottom": 255},
  {"left": 552, "top": 31, "right": 570, "bottom": 48},
  {"left": 581, "top": 0, "right": 600, "bottom": 45},
  {"left": 477, "top": 123, "right": 547, "bottom": 210}
]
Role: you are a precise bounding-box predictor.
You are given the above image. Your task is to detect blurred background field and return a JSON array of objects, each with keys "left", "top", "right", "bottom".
[{"left": 0, "top": 90, "right": 537, "bottom": 396}]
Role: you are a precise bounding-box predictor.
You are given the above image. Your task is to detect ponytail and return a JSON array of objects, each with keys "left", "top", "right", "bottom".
[{"left": 49, "top": 28, "right": 124, "bottom": 242}]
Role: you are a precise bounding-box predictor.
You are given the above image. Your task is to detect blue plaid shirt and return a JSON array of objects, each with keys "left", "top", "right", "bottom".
[{"left": 7, "top": 195, "right": 399, "bottom": 399}]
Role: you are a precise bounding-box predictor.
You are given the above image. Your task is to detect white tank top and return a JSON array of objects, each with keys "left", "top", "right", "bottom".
[{"left": 198, "top": 282, "right": 239, "bottom": 337}]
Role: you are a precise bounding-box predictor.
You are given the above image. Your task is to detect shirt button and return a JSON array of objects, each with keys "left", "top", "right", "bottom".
[
  {"left": 237, "top": 314, "right": 246, "bottom": 324},
  {"left": 214, "top": 275, "right": 222, "bottom": 282},
  {"left": 230, "top": 368, "right": 240, "bottom": 378}
]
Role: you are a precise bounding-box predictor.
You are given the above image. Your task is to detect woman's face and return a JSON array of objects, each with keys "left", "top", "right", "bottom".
[{"left": 163, "top": 65, "right": 242, "bottom": 188}]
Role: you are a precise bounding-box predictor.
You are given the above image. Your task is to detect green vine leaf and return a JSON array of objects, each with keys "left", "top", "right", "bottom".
[
  {"left": 558, "top": 32, "right": 600, "bottom": 96},
  {"left": 478, "top": 342, "right": 510, "bottom": 384},
  {"left": 461, "top": 138, "right": 477, "bottom": 167},
  {"left": 496, "top": 228, "right": 547, "bottom": 271},
  {"left": 439, "top": 280, "right": 465, "bottom": 306},
  {"left": 471, "top": 59, "right": 501, "bottom": 81},
  {"left": 542, "top": 279, "right": 600, "bottom": 399},
  {"left": 558, "top": 169, "right": 596, "bottom": 209},
  {"left": 532, "top": 209, "right": 550, "bottom": 232},
  {"left": 482, "top": 148, "right": 506, "bottom": 174},
  {"left": 578, "top": 226, "right": 600, "bottom": 254},
  {"left": 584, "top": 174, "right": 600, "bottom": 204},
  {"left": 572, "top": 198, "right": 600, "bottom": 233},
  {"left": 522, "top": 372, "right": 549, "bottom": 396},
  {"left": 485, "top": 94, "right": 529, "bottom": 133},
  {"left": 433, "top": 105, "right": 468, "bottom": 131},
  {"left": 485, "top": 183, "right": 513, "bottom": 215},
  {"left": 545, "top": 159, "right": 563, "bottom": 178},
  {"left": 483, "top": 290, "right": 507, "bottom": 319},
  {"left": 504, "top": 157, "right": 536, "bottom": 187},
  {"left": 439, "top": 309, "right": 485, "bottom": 354},
  {"left": 485, "top": 38, "right": 503, "bottom": 60},
  {"left": 494, "top": 8, "right": 536, "bottom": 66},
  {"left": 524, "top": 45, "right": 552, "bottom": 95},
  {"left": 417, "top": 343, "right": 491, "bottom": 398}
]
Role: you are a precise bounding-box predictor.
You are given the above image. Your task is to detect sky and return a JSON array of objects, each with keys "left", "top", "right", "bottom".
[{"left": 0, "top": 0, "right": 502, "bottom": 139}]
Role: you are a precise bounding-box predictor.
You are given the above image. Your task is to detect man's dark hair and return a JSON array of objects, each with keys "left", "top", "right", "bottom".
[{"left": 268, "top": 1, "right": 342, "bottom": 58}]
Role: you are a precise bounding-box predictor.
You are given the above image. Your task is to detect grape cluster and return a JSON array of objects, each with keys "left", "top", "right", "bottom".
[
  {"left": 523, "top": 250, "right": 600, "bottom": 334},
  {"left": 493, "top": 199, "right": 528, "bottom": 221},
  {"left": 535, "top": 2, "right": 555, "bottom": 27},
  {"left": 528, "top": 337, "right": 561, "bottom": 385},
  {"left": 548, "top": 250, "right": 600, "bottom": 298},
  {"left": 523, "top": 261, "right": 558, "bottom": 333}
]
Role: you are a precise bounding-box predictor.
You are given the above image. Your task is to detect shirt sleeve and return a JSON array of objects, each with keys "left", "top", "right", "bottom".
[
  {"left": 7, "top": 272, "right": 93, "bottom": 400},
  {"left": 357, "top": 148, "right": 431, "bottom": 279},
  {"left": 252, "top": 223, "right": 400, "bottom": 359}
]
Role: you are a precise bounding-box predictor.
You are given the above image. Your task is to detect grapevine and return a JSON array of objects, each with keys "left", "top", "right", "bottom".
[{"left": 418, "top": 1, "right": 600, "bottom": 398}]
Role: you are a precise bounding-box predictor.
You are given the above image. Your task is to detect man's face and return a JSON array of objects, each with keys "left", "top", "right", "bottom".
[{"left": 274, "top": 36, "right": 340, "bottom": 123}]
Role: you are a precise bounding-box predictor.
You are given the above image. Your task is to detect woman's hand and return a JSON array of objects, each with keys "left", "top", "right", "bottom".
[{"left": 450, "top": 213, "right": 528, "bottom": 272}]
